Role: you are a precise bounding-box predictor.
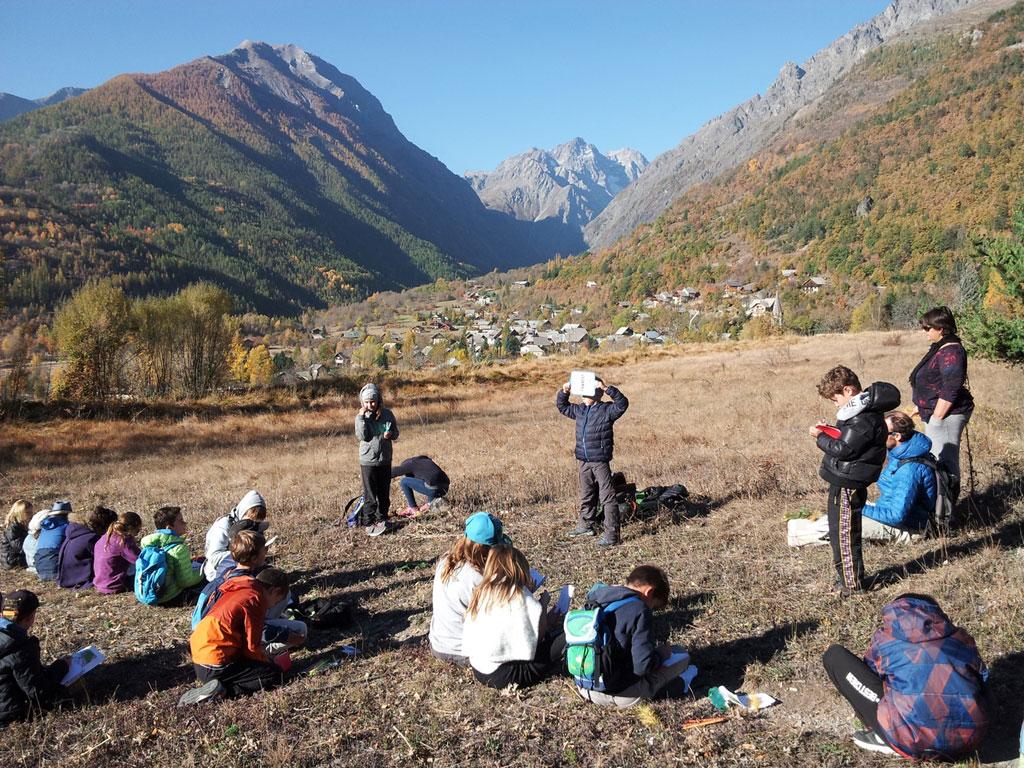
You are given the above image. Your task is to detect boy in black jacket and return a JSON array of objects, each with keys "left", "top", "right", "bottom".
[
  {"left": 810, "top": 366, "right": 900, "bottom": 597},
  {"left": 0, "top": 590, "right": 69, "bottom": 724},
  {"left": 557, "top": 376, "right": 629, "bottom": 546},
  {"left": 576, "top": 565, "right": 690, "bottom": 707}
]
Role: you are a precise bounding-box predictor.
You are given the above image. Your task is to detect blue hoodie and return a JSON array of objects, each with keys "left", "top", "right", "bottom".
[
  {"left": 34, "top": 514, "right": 70, "bottom": 581},
  {"left": 586, "top": 584, "right": 660, "bottom": 693},
  {"left": 864, "top": 431, "right": 937, "bottom": 530}
]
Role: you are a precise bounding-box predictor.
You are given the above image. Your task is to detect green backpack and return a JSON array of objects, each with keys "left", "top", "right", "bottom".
[{"left": 564, "top": 597, "right": 641, "bottom": 691}]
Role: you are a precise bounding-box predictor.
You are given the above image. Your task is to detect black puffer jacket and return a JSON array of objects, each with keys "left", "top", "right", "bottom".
[
  {"left": 556, "top": 386, "right": 629, "bottom": 463},
  {"left": 817, "top": 382, "right": 901, "bottom": 490},
  {"left": 0, "top": 620, "right": 68, "bottom": 724},
  {"left": 1, "top": 522, "right": 28, "bottom": 569}
]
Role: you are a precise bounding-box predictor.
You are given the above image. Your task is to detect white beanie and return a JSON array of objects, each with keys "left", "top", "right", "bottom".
[{"left": 235, "top": 489, "right": 266, "bottom": 517}]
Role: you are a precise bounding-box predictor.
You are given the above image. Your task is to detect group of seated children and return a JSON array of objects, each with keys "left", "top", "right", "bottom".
[
  {"left": 3, "top": 499, "right": 146, "bottom": 595},
  {"left": 428, "top": 511, "right": 690, "bottom": 706}
]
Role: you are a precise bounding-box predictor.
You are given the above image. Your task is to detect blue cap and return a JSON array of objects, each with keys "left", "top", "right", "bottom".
[
  {"left": 464, "top": 512, "right": 510, "bottom": 546},
  {"left": 51, "top": 501, "right": 72, "bottom": 514}
]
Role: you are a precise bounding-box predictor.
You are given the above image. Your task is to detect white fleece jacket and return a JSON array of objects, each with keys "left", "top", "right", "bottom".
[{"left": 462, "top": 587, "right": 542, "bottom": 674}]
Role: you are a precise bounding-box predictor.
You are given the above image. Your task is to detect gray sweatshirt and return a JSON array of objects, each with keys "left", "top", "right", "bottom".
[{"left": 355, "top": 408, "right": 399, "bottom": 466}]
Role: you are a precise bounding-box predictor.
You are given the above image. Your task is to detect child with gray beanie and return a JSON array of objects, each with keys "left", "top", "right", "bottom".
[{"left": 355, "top": 383, "right": 400, "bottom": 537}]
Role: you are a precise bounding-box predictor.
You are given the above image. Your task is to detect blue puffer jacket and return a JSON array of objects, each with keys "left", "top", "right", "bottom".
[
  {"left": 34, "top": 514, "right": 69, "bottom": 581},
  {"left": 556, "top": 386, "right": 629, "bottom": 463},
  {"left": 864, "top": 431, "right": 937, "bottom": 530}
]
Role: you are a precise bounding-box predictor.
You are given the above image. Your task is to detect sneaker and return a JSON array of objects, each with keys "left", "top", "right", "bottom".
[
  {"left": 417, "top": 503, "right": 432, "bottom": 514},
  {"left": 367, "top": 521, "right": 387, "bottom": 537},
  {"left": 568, "top": 525, "right": 596, "bottom": 537},
  {"left": 264, "top": 642, "right": 288, "bottom": 657},
  {"left": 177, "top": 679, "right": 224, "bottom": 707},
  {"left": 851, "top": 730, "right": 896, "bottom": 755},
  {"left": 396, "top": 506, "right": 419, "bottom": 519},
  {"left": 596, "top": 536, "right": 621, "bottom": 547}
]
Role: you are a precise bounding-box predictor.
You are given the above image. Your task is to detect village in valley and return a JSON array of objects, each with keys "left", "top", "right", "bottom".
[{"left": 257, "top": 271, "right": 827, "bottom": 383}]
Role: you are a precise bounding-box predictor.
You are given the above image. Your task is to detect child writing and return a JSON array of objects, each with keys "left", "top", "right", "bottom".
[
  {"left": 461, "top": 544, "right": 565, "bottom": 689},
  {"left": 810, "top": 366, "right": 899, "bottom": 596},
  {"left": 429, "top": 512, "right": 509, "bottom": 666}
]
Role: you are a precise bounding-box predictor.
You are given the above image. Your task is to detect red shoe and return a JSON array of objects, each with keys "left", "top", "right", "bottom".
[
  {"left": 417, "top": 503, "right": 432, "bottom": 514},
  {"left": 397, "top": 506, "right": 419, "bottom": 519}
]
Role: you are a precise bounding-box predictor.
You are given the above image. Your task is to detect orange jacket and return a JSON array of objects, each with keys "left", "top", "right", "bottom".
[{"left": 189, "top": 576, "right": 268, "bottom": 667}]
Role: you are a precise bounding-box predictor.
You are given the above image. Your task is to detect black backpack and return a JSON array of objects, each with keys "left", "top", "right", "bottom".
[
  {"left": 900, "top": 455, "right": 957, "bottom": 533},
  {"left": 297, "top": 596, "right": 353, "bottom": 629},
  {"left": 636, "top": 484, "right": 689, "bottom": 515}
]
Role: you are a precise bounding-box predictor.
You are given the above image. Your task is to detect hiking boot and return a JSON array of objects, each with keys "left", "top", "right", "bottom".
[
  {"left": 596, "top": 536, "right": 621, "bottom": 547},
  {"left": 177, "top": 679, "right": 225, "bottom": 707},
  {"left": 852, "top": 730, "right": 896, "bottom": 755},
  {"left": 367, "top": 522, "right": 387, "bottom": 537},
  {"left": 568, "top": 525, "right": 596, "bottom": 537}
]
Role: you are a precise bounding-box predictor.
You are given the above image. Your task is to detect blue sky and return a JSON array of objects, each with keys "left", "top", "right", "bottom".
[{"left": 1, "top": 0, "right": 889, "bottom": 173}]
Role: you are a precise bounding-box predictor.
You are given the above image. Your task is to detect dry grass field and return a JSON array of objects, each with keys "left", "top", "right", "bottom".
[{"left": 1, "top": 331, "right": 1022, "bottom": 768}]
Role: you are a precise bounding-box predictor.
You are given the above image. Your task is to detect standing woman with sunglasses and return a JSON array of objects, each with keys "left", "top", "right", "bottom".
[{"left": 909, "top": 307, "right": 973, "bottom": 493}]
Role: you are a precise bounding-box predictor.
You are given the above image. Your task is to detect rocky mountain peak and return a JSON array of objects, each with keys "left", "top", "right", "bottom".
[{"left": 467, "top": 139, "right": 648, "bottom": 229}]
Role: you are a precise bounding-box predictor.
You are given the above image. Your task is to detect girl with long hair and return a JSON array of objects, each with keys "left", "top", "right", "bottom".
[
  {"left": 93, "top": 511, "right": 143, "bottom": 594},
  {"left": 1, "top": 500, "right": 33, "bottom": 570},
  {"left": 462, "top": 543, "right": 566, "bottom": 689}
]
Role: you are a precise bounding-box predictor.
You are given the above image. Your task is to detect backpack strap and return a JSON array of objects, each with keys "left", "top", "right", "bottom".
[{"left": 602, "top": 596, "right": 642, "bottom": 614}]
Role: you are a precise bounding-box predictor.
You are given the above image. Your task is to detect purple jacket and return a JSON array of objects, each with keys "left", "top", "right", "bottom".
[
  {"left": 93, "top": 534, "right": 141, "bottom": 594},
  {"left": 56, "top": 522, "right": 100, "bottom": 589},
  {"left": 865, "top": 596, "right": 988, "bottom": 760}
]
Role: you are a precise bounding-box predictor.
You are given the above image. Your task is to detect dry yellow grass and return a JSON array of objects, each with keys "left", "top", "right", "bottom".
[{"left": 0, "top": 331, "right": 1021, "bottom": 767}]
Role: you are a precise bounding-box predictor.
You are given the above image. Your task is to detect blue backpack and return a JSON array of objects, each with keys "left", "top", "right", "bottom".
[
  {"left": 134, "top": 543, "right": 175, "bottom": 605},
  {"left": 191, "top": 570, "right": 249, "bottom": 629},
  {"left": 563, "top": 596, "right": 641, "bottom": 691}
]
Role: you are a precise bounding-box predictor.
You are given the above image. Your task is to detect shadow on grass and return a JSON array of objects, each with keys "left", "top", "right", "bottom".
[
  {"left": 694, "top": 620, "right": 821, "bottom": 692},
  {"left": 291, "top": 559, "right": 436, "bottom": 593},
  {"left": 977, "top": 650, "right": 1024, "bottom": 763},
  {"left": 68, "top": 641, "right": 191, "bottom": 708},
  {"left": 872, "top": 515, "right": 1024, "bottom": 589},
  {"left": 654, "top": 591, "right": 714, "bottom": 638}
]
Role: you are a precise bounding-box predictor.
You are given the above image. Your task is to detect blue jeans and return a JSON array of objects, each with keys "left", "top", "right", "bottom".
[{"left": 400, "top": 477, "right": 438, "bottom": 507}]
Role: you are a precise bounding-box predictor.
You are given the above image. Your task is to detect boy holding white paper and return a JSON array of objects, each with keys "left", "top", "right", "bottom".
[
  {"left": 0, "top": 590, "right": 70, "bottom": 723},
  {"left": 575, "top": 566, "right": 691, "bottom": 708},
  {"left": 556, "top": 372, "right": 629, "bottom": 546}
]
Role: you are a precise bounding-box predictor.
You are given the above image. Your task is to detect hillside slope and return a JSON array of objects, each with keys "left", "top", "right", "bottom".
[
  {"left": 0, "top": 42, "right": 564, "bottom": 316},
  {"left": 584, "top": 0, "right": 1017, "bottom": 251},
  {"left": 531, "top": 3, "right": 1024, "bottom": 332}
]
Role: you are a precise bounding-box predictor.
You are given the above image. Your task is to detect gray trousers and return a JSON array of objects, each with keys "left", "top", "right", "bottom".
[
  {"left": 924, "top": 412, "right": 970, "bottom": 481},
  {"left": 577, "top": 646, "right": 691, "bottom": 708},
  {"left": 578, "top": 460, "right": 619, "bottom": 539}
]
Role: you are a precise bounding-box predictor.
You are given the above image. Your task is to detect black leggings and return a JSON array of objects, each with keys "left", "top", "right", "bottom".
[
  {"left": 474, "top": 632, "right": 566, "bottom": 689},
  {"left": 822, "top": 644, "right": 884, "bottom": 733},
  {"left": 360, "top": 464, "right": 391, "bottom": 524},
  {"left": 195, "top": 660, "right": 285, "bottom": 697}
]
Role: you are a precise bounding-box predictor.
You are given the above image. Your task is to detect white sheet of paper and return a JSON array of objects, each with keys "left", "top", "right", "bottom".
[
  {"left": 569, "top": 370, "right": 597, "bottom": 397},
  {"left": 265, "top": 535, "right": 279, "bottom": 548},
  {"left": 529, "top": 568, "right": 546, "bottom": 590},
  {"left": 61, "top": 645, "right": 106, "bottom": 686},
  {"left": 556, "top": 584, "right": 574, "bottom": 614}
]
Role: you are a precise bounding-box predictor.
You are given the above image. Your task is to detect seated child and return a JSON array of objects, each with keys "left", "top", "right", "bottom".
[
  {"left": 180, "top": 567, "right": 292, "bottom": 705},
  {"left": 429, "top": 512, "right": 507, "bottom": 666},
  {"left": 789, "top": 411, "right": 938, "bottom": 548},
  {"left": 575, "top": 565, "right": 690, "bottom": 708},
  {"left": 461, "top": 544, "right": 565, "bottom": 689},
  {"left": 138, "top": 506, "right": 206, "bottom": 606},
  {"left": 0, "top": 590, "right": 70, "bottom": 724},
  {"left": 57, "top": 506, "right": 117, "bottom": 589},
  {"left": 93, "top": 512, "right": 143, "bottom": 594},
  {"left": 2, "top": 500, "right": 32, "bottom": 570},
  {"left": 22, "top": 507, "right": 50, "bottom": 575},
  {"left": 203, "top": 490, "right": 268, "bottom": 581},
  {"left": 194, "top": 529, "right": 306, "bottom": 653},
  {"left": 392, "top": 455, "right": 450, "bottom": 517},
  {"left": 34, "top": 501, "right": 73, "bottom": 581},
  {"left": 823, "top": 593, "right": 988, "bottom": 759}
]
